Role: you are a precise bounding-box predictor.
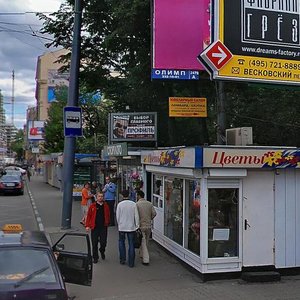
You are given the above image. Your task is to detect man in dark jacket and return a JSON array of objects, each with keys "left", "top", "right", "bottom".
[{"left": 86, "top": 192, "right": 110, "bottom": 263}]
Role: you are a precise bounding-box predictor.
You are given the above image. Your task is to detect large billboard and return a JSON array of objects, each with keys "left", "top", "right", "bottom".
[
  {"left": 152, "top": 0, "right": 210, "bottom": 71},
  {"left": 27, "top": 120, "right": 45, "bottom": 141},
  {"left": 110, "top": 112, "right": 157, "bottom": 142},
  {"left": 47, "top": 69, "right": 69, "bottom": 103},
  {"left": 201, "top": 0, "right": 300, "bottom": 85}
]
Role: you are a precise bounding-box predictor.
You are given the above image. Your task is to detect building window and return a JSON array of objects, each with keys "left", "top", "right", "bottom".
[
  {"left": 208, "top": 188, "right": 239, "bottom": 258},
  {"left": 185, "top": 180, "right": 200, "bottom": 255},
  {"left": 164, "top": 177, "right": 183, "bottom": 245}
]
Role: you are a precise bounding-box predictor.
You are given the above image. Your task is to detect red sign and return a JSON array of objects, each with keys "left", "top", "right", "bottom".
[{"left": 200, "top": 41, "right": 233, "bottom": 70}]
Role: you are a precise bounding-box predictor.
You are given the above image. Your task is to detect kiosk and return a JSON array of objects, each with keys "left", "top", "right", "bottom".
[{"left": 141, "top": 146, "right": 300, "bottom": 275}]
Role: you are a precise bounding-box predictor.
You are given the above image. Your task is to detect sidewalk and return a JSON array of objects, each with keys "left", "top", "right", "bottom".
[{"left": 27, "top": 175, "right": 300, "bottom": 300}]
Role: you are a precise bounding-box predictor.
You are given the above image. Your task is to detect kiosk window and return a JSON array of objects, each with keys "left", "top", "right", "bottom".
[
  {"left": 208, "top": 188, "right": 239, "bottom": 258},
  {"left": 164, "top": 177, "right": 183, "bottom": 246},
  {"left": 152, "top": 174, "right": 163, "bottom": 208},
  {"left": 185, "top": 180, "right": 200, "bottom": 256}
]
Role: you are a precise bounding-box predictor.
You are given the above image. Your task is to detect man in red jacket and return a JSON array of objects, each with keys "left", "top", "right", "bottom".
[{"left": 86, "top": 192, "right": 110, "bottom": 263}]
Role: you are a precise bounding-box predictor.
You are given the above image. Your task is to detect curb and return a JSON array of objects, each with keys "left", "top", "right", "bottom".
[{"left": 26, "top": 180, "right": 45, "bottom": 232}]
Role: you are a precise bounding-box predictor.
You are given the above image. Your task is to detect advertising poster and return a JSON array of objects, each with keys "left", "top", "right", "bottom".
[
  {"left": 152, "top": 0, "right": 210, "bottom": 71},
  {"left": 211, "top": 0, "right": 300, "bottom": 84},
  {"left": 47, "top": 69, "right": 69, "bottom": 103},
  {"left": 110, "top": 112, "right": 157, "bottom": 142},
  {"left": 27, "top": 120, "right": 45, "bottom": 141}
]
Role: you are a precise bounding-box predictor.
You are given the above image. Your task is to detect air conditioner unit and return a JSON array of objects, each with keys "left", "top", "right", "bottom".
[{"left": 226, "top": 127, "right": 253, "bottom": 146}]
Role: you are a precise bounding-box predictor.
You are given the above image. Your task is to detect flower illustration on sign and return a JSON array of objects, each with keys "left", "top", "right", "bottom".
[
  {"left": 159, "top": 149, "right": 184, "bottom": 167},
  {"left": 262, "top": 150, "right": 300, "bottom": 168}
]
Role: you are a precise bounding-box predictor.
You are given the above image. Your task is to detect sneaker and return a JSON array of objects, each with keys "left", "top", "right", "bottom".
[
  {"left": 93, "top": 259, "right": 98, "bottom": 264},
  {"left": 142, "top": 262, "right": 149, "bottom": 266},
  {"left": 80, "top": 221, "right": 85, "bottom": 226},
  {"left": 101, "top": 252, "right": 105, "bottom": 260},
  {"left": 120, "top": 260, "right": 125, "bottom": 265}
]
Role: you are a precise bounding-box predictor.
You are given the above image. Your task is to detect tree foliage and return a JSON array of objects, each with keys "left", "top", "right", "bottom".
[
  {"left": 43, "top": 86, "right": 112, "bottom": 153},
  {"left": 10, "top": 129, "right": 24, "bottom": 160},
  {"left": 38, "top": 0, "right": 300, "bottom": 147}
]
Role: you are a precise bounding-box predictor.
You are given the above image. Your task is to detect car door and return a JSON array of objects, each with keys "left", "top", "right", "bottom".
[{"left": 52, "top": 233, "right": 93, "bottom": 286}]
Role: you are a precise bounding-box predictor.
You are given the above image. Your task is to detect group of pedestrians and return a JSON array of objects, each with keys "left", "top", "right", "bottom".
[{"left": 81, "top": 176, "right": 157, "bottom": 268}]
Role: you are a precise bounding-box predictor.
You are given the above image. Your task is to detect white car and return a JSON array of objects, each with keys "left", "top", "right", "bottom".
[{"left": 5, "top": 166, "right": 27, "bottom": 176}]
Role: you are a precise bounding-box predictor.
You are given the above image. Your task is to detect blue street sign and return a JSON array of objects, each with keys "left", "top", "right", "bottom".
[
  {"left": 151, "top": 69, "right": 199, "bottom": 80},
  {"left": 64, "top": 106, "right": 83, "bottom": 137}
]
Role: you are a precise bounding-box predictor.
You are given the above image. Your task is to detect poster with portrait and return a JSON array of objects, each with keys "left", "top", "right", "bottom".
[{"left": 110, "top": 112, "right": 157, "bottom": 142}]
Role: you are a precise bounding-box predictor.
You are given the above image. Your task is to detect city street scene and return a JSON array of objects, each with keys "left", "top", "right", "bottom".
[{"left": 0, "top": 0, "right": 300, "bottom": 299}]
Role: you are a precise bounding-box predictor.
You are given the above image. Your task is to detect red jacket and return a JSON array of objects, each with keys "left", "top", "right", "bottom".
[{"left": 85, "top": 202, "right": 110, "bottom": 229}]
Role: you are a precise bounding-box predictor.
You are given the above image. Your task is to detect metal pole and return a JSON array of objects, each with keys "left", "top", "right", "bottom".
[
  {"left": 61, "top": 0, "right": 83, "bottom": 229},
  {"left": 216, "top": 81, "right": 226, "bottom": 145}
]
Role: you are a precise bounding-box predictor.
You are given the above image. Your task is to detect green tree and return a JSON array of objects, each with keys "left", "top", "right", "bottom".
[
  {"left": 38, "top": 1, "right": 300, "bottom": 147},
  {"left": 10, "top": 129, "right": 24, "bottom": 161},
  {"left": 44, "top": 87, "right": 68, "bottom": 153}
]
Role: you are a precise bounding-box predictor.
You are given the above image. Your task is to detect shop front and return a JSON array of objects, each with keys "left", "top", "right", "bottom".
[
  {"left": 103, "top": 143, "right": 143, "bottom": 202},
  {"left": 141, "top": 146, "right": 300, "bottom": 275}
]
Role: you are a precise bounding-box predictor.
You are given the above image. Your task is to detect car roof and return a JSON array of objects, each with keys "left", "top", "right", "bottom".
[{"left": 0, "top": 230, "right": 51, "bottom": 248}]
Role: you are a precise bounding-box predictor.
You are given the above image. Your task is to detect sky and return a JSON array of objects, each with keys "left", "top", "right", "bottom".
[{"left": 0, "top": 0, "right": 63, "bottom": 129}]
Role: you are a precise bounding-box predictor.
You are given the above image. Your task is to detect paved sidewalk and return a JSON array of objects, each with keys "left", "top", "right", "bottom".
[{"left": 27, "top": 176, "right": 300, "bottom": 300}]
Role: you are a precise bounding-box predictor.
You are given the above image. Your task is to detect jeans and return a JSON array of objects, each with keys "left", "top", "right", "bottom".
[{"left": 118, "top": 231, "right": 135, "bottom": 267}]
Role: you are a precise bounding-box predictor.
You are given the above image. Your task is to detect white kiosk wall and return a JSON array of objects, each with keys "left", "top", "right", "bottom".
[
  {"left": 275, "top": 169, "right": 300, "bottom": 268},
  {"left": 242, "top": 170, "right": 275, "bottom": 267}
]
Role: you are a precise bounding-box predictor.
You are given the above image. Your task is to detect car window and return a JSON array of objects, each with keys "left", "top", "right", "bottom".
[
  {"left": 54, "top": 234, "right": 88, "bottom": 254},
  {"left": 0, "top": 249, "right": 57, "bottom": 284},
  {"left": 0, "top": 175, "right": 20, "bottom": 181}
]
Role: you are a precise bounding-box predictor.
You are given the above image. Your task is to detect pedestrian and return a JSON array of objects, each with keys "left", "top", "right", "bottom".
[
  {"left": 116, "top": 189, "right": 139, "bottom": 267},
  {"left": 85, "top": 192, "right": 110, "bottom": 264},
  {"left": 90, "top": 181, "right": 98, "bottom": 203},
  {"left": 136, "top": 190, "right": 157, "bottom": 265},
  {"left": 27, "top": 169, "right": 31, "bottom": 182},
  {"left": 102, "top": 176, "right": 117, "bottom": 226},
  {"left": 80, "top": 182, "right": 94, "bottom": 226}
]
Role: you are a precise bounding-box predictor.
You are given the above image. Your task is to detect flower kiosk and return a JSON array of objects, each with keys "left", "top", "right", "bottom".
[{"left": 141, "top": 146, "right": 300, "bottom": 276}]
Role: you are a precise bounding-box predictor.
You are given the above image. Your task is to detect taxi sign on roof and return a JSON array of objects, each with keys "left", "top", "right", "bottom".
[{"left": 2, "top": 224, "right": 23, "bottom": 233}]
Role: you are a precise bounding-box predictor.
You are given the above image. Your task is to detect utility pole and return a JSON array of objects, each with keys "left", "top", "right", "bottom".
[
  {"left": 61, "top": 0, "right": 83, "bottom": 229},
  {"left": 11, "top": 70, "right": 15, "bottom": 127}
]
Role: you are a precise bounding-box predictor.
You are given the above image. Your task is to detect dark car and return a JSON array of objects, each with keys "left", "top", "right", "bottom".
[
  {"left": 0, "top": 224, "right": 93, "bottom": 300},
  {"left": 0, "top": 175, "right": 24, "bottom": 195}
]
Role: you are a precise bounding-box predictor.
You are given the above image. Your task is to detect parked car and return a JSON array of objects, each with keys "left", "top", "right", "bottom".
[
  {"left": 0, "top": 224, "right": 93, "bottom": 300},
  {"left": 5, "top": 166, "right": 27, "bottom": 176},
  {"left": 2, "top": 169, "right": 24, "bottom": 180},
  {"left": 0, "top": 175, "right": 24, "bottom": 195}
]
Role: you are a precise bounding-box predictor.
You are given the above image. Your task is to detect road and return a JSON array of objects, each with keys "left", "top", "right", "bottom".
[{"left": 2, "top": 175, "right": 300, "bottom": 300}]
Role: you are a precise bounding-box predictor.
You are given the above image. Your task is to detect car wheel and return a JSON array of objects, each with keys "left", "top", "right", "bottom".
[{"left": 20, "top": 190, "right": 24, "bottom": 195}]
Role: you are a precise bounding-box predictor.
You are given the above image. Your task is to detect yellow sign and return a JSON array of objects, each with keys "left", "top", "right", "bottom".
[
  {"left": 219, "top": 56, "right": 300, "bottom": 83},
  {"left": 169, "top": 97, "right": 207, "bottom": 117},
  {"left": 2, "top": 224, "right": 23, "bottom": 233},
  {"left": 212, "top": 0, "right": 300, "bottom": 85}
]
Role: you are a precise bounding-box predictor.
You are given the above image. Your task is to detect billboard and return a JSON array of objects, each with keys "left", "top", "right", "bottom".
[
  {"left": 47, "top": 69, "right": 69, "bottom": 103},
  {"left": 152, "top": 0, "right": 210, "bottom": 71},
  {"left": 204, "top": 0, "right": 300, "bottom": 85},
  {"left": 110, "top": 112, "right": 157, "bottom": 142},
  {"left": 27, "top": 120, "right": 45, "bottom": 141}
]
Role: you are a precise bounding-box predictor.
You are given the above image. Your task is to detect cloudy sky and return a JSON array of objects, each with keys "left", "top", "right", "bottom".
[{"left": 0, "top": 0, "right": 63, "bottom": 129}]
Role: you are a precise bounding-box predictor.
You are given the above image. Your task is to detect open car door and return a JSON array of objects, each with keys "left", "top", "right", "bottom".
[{"left": 52, "top": 232, "right": 92, "bottom": 286}]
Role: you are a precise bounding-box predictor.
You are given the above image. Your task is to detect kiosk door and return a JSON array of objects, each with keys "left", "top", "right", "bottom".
[{"left": 242, "top": 170, "right": 274, "bottom": 267}]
